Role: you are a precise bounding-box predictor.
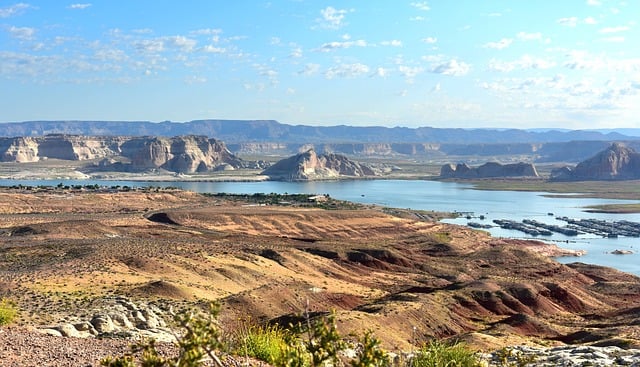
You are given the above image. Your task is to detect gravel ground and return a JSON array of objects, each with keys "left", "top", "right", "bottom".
[
  {"left": 0, "top": 327, "right": 259, "bottom": 367},
  {"left": 1, "top": 327, "right": 175, "bottom": 367}
]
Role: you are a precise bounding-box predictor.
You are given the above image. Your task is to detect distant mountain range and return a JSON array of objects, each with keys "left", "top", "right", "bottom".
[{"left": 0, "top": 120, "right": 636, "bottom": 144}]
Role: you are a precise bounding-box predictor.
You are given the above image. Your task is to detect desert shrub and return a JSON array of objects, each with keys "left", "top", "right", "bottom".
[
  {"left": 493, "top": 347, "right": 537, "bottom": 367},
  {"left": 412, "top": 340, "right": 480, "bottom": 367},
  {"left": 304, "top": 312, "right": 347, "bottom": 367},
  {"left": 240, "top": 324, "right": 289, "bottom": 365},
  {"left": 350, "top": 331, "right": 389, "bottom": 367},
  {"left": 0, "top": 298, "right": 17, "bottom": 325},
  {"left": 102, "top": 305, "right": 389, "bottom": 367}
]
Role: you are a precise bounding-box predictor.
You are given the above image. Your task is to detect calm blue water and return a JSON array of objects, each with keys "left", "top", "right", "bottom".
[{"left": 2, "top": 178, "right": 639, "bottom": 275}]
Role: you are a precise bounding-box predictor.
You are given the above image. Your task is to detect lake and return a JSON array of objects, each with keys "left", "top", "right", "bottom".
[{"left": 2, "top": 178, "right": 639, "bottom": 276}]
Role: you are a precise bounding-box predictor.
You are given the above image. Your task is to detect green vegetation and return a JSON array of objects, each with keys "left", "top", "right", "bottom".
[
  {"left": 429, "top": 232, "right": 452, "bottom": 245},
  {"left": 494, "top": 347, "right": 537, "bottom": 367},
  {"left": 583, "top": 203, "right": 640, "bottom": 214},
  {"left": 206, "top": 192, "right": 366, "bottom": 210},
  {"left": 0, "top": 298, "right": 18, "bottom": 325},
  {"left": 237, "top": 324, "right": 290, "bottom": 365},
  {"left": 413, "top": 340, "right": 480, "bottom": 367}
]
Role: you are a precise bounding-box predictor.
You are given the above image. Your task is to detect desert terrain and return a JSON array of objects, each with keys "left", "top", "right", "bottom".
[{"left": 1, "top": 186, "right": 640, "bottom": 365}]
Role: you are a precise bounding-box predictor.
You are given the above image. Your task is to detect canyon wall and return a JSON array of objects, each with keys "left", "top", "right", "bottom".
[{"left": 0, "top": 135, "right": 243, "bottom": 173}]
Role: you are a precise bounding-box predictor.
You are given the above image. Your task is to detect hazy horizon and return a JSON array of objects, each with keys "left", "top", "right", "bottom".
[{"left": 1, "top": 1, "right": 639, "bottom": 129}]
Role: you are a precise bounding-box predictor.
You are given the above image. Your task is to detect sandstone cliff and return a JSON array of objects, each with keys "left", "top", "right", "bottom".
[
  {"left": 0, "top": 136, "right": 39, "bottom": 162},
  {"left": 0, "top": 135, "right": 244, "bottom": 173},
  {"left": 127, "top": 136, "right": 243, "bottom": 173},
  {"left": 261, "top": 149, "right": 377, "bottom": 181},
  {"left": 551, "top": 142, "right": 640, "bottom": 181},
  {"left": 440, "top": 162, "right": 539, "bottom": 179}
]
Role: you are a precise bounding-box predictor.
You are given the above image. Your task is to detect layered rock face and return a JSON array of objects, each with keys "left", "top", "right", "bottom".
[
  {"left": 551, "top": 142, "right": 640, "bottom": 181},
  {"left": 261, "top": 149, "right": 377, "bottom": 181},
  {"left": 0, "top": 135, "right": 243, "bottom": 173},
  {"left": 0, "top": 136, "right": 39, "bottom": 162},
  {"left": 128, "top": 136, "right": 243, "bottom": 173},
  {"left": 440, "top": 162, "right": 539, "bottom": 179}
]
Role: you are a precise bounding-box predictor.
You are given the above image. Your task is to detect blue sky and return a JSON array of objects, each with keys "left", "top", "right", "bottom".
[{"left": 1, "top": 1, "right": 639, "bottom": 129}]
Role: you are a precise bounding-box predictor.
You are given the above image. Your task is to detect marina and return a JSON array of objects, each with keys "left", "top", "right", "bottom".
[{"left": 480, "top": 217, "right": 640, "bottom": 238}]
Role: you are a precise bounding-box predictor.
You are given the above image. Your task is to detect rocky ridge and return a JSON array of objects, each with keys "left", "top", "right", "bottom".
[
  {"left": 440, "top": 162, "right": 539, "bottom": 179},
  {"left": 551, "top": 142, "right": 640, "bottom": 181},
  {"left": 0, "top": 135, "right": 246, "bottom": 173},
  {"left": 261, "top": 148, "right": 379, "bottom": 180},
  {"left": 37, "top": 296, "right": 174, "bottom": 342}
]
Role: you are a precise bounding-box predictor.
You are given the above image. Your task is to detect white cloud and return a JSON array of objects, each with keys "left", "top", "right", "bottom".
[
  {"left": 192, "top": 28, "right": 222, "bottom": 36},
  {"left": 94, "top": 48, "right": 127, "bottom": 62},
  {"left": 599, "top": 26, "right": 630, "bottom": 33},
  {"left": 557, "top": 17, "right": 578, "bottom": 27},
  {"left": 516, "top": 32, "right": 542, "bottom": 41},
  {"left": 483, "top": 38, "right": 512, "bottom": 50},
  {"left": 0, "top": 3, "right": 32, "bottom": 18},
  {"left": 202, "top": 45, "right": 226, "bottom": 53},
  {"left": 374, "top": 67, "right": 388, "bottom": 77},
  {"left": 563, "top": 51, "right": 640, "bottom": 72},
  {"left": 8, "top": 26, "right": 35, "bottom": 40},
  {"left": 410, "top": 2, "right": 430, "bottom": 11},
  {"left": 398, "top": 65, "right": 424, "bottom": 82},
  {"left": 584, "top": 17, "right": 598, "bottom": 25},
  {"left": 430, "top": 59, "right": 470, "bottom": 76},
  {"left": 133, "top": 36, "right": 197, "bottom": 53},
  {"left": 488, "top": 55, "right": 557, "bottom": 72},
  {"left": 289, "top": 47, "right": 302, "bottom": 58},
  {"left": 69, "top": 3, "right": 91, "bottom": 9},
  {"left": 299, "top": 63, "right": 320, "bottom": 76},
  {"left": 325, "top": 63, "right": 369, "bottom": 79},
  {"left": 317, "top": 40, "right": 367, "bottom": 52},
  {"left": 165, "top": 36, "right": 197, "bottom": 52},
  {"left": 132, "top": 28, "right": 153, "bottom": 35},
  {"left": 422, "top": 37, "right": 437, "bottom": 44},
  {"left": 410, "top": 16, "right": 426, "bottom": 21},
  {"left": 255, "top": 64, "right": 279, "bottom": 85},
  {"left": 587, "top": 0, "right": 601, "bottom": 5},
  {"left": 380, "top": 40, "right": 402, "bottom": 47},
  {"left": 317, "top": 6, "right": 351, "bottom": 29},
  {"left": 601, "top": 36, "right": 625, "bottom": 43},
  {"left": 431, "top": 82, "right": 441, "bottom": 93},
  {"left": 133, "top": 39, "right": 165, "bottom": 53},
  {"left": 184, "top": 75, "right": 207, "bottom": 84}
]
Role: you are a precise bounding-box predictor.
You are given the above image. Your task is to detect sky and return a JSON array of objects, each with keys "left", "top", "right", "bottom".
[{"left": 1, "top": 1, "right": 639, "bottom": 129}]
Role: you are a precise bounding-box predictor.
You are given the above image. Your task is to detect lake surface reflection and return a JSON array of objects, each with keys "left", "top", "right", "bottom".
[{"left": 2, "top": 178, "right": 639, "bottom": 275}]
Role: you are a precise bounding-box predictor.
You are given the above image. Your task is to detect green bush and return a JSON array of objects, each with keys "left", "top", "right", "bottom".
[
  {"left": 0, "top": 298, "right": 17, "bottom": 325},
  {"left": 412, "top": 340, "right": 481, "bottom": 367},
  {"left": 241, "top": 324, "right": 289, "bottom": 365},
  {"left": 350, "top": 331, "right": 389, "bottom": 367}
]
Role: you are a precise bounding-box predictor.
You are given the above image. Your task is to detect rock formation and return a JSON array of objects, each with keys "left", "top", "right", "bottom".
[
  {"left": 440, "top": 162, "right": 539, "bottom": 179},
  {"left": 261, "top": 149, "right": 377, "bottom": 181},
  {"left": 126, "top": 136, "right": 243, "bottom": 173},
  {"left": 551, "top": 143, "right": 640, "bottom": 181},
  {"left": 0, "top": 135, "right": 244, "bottom": 173},
  {"left": 0, "top": 136, "right": 39, "bottom": 162}
]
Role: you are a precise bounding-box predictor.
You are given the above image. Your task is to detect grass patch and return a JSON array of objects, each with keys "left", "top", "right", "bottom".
[
  {"left": 583, "top": 203, "right": 640, "bottom": 214},
  {"left": 0, "top": 298, "right": 18, "bottom": 325},
  {"left": 239, "top": 324, "right": 290, "bottom": 365},
  {"left": 413, "top": 340, "right": 481, "bottom": 367}
]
